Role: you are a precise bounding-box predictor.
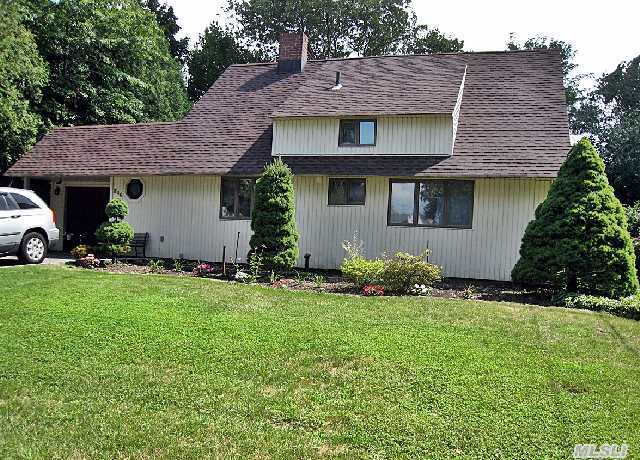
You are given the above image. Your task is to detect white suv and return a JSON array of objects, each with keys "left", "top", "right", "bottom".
[{"left": 0, "top": 187, "right": 60, "bottom": 264}]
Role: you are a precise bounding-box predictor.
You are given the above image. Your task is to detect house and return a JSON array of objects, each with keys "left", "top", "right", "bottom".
[{"left": 5, "top": 33, "right": 570, "bottom": 281}]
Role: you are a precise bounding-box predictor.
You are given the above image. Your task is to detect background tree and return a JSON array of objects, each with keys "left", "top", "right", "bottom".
[
  {"left": 140, "top": 0, "right": 189, "bottom": 65},
  {"left": 26, "top": 0, "right": 190, "bottom": 127},
  {"left": 401, "top": 24, "right": 464, "bottom": 54},
  {"left": 227, "top": 0, "right": 463, "bottom": 59},
  {"left": 573, "top": 55, "right": 640, "bottom": 203},
  {"left": 512, "top": 138, "right": 638, "bottom": 299},
  {"left": 249, "top": 159, "right": 299, "bottom": 271},
  {"left": 507, "top": 35, "right": 586, "bottom": 131},
  {"left": 187, "top": 21, "right": 262, "bottom": 102},
  {"left": 0, "top": 0, "right": 48, "bottom": 174}
]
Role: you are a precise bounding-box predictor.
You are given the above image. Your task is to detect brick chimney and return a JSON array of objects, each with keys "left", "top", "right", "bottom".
[{"left": 278, "top": 32, "right": 308, "bottom": 73}]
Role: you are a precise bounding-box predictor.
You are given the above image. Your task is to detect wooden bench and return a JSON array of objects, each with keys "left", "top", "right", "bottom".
[{"left": 130, "top": 232, "right": 149, "bottom": 258}]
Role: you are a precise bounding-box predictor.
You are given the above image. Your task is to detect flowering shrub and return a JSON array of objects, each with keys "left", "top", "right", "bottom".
[
  {"left": 71, "top": 245, "right": 90, "bottom": 260},
  {"left": 193, "top": 263, "right": 216, "bottom": 278},
  {"left": 234, "top": 270, "right": 250, "bottom": 282},
  {"left": 362, "top": 284, "right": 385, "bottom": 296},
  {"left": 381, "top": 251, "right": 442, "bottom": 293},
  {"left": 409, "top": 284, "right": 431, "bottom": 296},
  {"left": 341, "top": 256, "right": 385, "bottom": 288},
  {"left": 77, "top": 254, "right": 101, "bottom": 269}
]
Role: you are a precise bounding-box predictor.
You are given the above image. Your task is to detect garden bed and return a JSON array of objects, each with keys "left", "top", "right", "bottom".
[{"left": 73, "top": 258, "right": 554, "bottom": 305}]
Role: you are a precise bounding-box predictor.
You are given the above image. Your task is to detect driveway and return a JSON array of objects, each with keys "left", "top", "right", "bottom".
[{"left": 0, "top": 252, "right": 74, "bottom": 267}]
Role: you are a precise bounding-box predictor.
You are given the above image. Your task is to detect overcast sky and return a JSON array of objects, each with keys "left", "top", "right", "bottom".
[{"left": 166, "top": 0, "right": 638, "bottom": 81}]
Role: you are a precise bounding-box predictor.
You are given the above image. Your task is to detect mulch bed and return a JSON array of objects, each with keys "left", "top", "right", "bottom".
[{"left": 69, "top": 258, "right": 552, "bottom": 305}]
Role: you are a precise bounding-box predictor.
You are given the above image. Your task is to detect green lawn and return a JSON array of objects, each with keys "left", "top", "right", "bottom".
[{"left": 1, "top": 267, "right": 639, "bottom": 459}]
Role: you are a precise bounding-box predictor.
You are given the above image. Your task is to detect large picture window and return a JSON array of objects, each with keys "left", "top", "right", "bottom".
[
  {"left": 328, "top": 178, "right": 366, "bottom": 205},
  {"left": 338, "top": 119, "right": 376, "bottom": 146},
  {"left": 388, "top": 179, "right": 474, "bottom": 228},
  {"left": 220, "top": 178, "right": 255, "bottom": 219}
]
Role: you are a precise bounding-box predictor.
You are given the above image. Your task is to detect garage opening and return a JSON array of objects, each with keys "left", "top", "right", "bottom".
[{"left": 64, "top": 187, "right": 110, "bottom": 250}]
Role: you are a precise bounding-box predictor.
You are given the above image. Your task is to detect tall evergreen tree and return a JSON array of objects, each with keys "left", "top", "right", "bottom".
[
  {"left": 512, "top": 138, "right": 638, "bottom": 298},
  {"left": 249, "top": 159, "right": 299, "bottom": 271}
]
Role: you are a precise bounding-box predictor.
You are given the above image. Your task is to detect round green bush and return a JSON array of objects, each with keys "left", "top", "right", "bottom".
[
  {"left": 340, "top": 257, "right": 385, "bottom": 288},
  {"left": 95, "top": 221, "right": 134, "bottom": 245},
  {"left": 380, "top": 251, "right": 442, "bottom": 293},
  {"left": 106, "top": 198, "right": 128, "bottom": 220}
]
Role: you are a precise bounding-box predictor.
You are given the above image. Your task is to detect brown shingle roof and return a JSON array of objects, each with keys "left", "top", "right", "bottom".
[
  {"left": 273, "top": 54, "right": 467, "bottom": 117},
  {"left": 5, "top": 49, "right": 570, "bottom": 178}
]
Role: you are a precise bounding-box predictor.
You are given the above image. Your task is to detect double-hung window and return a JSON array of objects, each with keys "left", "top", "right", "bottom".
[
  {"left": 338, "top": 119, "right": 376, "bottom": 146},
  {"left": 388, "top": 179, "right": 474, "bottom": 228},
  {"left": 220, "top": 178, "right": 255, "bottom": 219}
]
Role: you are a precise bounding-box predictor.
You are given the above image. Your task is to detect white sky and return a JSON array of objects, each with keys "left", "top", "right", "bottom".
[{"left": 166, "top": 0, "right": 639, "bottom": 81}]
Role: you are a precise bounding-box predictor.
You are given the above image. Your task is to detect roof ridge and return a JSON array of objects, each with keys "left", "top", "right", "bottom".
[
  {"left": 306, "top": 48, "right": 559, "bottom": 63},
  {"left": 228, "top": 48, "right": 559, "bottom": 68},
  {"left": 51, "top": 120, "right": 184, "bottom": 131}
]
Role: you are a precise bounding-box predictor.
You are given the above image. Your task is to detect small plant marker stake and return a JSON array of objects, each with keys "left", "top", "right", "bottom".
[
  {"left": 234, "top": 232, "right": 240, "bottom": 264},
  {"left": 222, "top": 245, "right": 226, "bottom": 276}
]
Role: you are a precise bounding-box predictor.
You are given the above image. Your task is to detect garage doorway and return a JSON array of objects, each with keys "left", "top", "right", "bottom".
[{"left": 64, "top": 187, "right": 110, "bottom": 250}]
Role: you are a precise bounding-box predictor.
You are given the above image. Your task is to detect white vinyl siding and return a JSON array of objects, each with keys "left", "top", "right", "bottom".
[
  {"left": 272, "top": 115, "right": 453, "bottom": 156},
  {"left": 112, "top": 176, "right": 550, "bottom": 281}
]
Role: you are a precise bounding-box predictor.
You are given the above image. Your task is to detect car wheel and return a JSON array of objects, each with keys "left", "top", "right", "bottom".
[{"left": 19, "top": 232, "right": 48, "bottom": 264}]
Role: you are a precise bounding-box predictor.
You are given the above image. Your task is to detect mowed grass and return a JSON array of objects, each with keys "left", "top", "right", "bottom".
[{"left": 0, "top": 267, "right": 639, "bottom": 459}]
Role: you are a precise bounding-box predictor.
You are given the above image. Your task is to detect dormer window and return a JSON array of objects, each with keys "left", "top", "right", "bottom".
[{"left": 339, "top": 119, "right": 376, "bottom": 146}]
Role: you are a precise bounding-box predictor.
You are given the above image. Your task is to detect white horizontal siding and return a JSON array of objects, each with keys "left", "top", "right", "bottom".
[
  {"left": 272, "top": 115, "right": 453, "bottom": 156},
  {"left": 112, "top": 175, "right": 550, "bottom": 281}
]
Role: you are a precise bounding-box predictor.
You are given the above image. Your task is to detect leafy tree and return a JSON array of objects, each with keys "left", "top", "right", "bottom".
[
  {"left": 573, "top": 55, "right": 640, "bottom": 203},
  {"left": 599, "top": 112, "right": 640, "bottom": 203},
  {"left": 507, "top": 35, "right": 586, "bottom": 131},
  {"left": 0, "top": 0, "right": 48, "bottom": 174},
  {"left": 249, "top": 158, "right": 299, "bottom": 271},
  {"left": 401, "top": 24, "right": 464, "bottom": 54},
  {"left": 27, "top": 0, "right": 190, "bottom": 127},
  {"left": 599, "top": 55, "right": 640, "bottom": 115},
  {"left": 187, "top": 21, "right": 262, "bottom": 102},
  {"left": 512, "top": 138, "right": 638, "bottom": 299},
  {"left": 346, "top": 0, "right": 415, "bottom": 56},
  {"left": 140, "top": 0, "right": 189, "bottom": 65},
  {"left": 227, "top": 0, "right": 463, "bottom": 58}
]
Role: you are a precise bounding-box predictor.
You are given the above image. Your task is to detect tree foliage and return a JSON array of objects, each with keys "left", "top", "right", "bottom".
[
  {"left": 27, "top": 0, "right": 190, "bottom": 127},
  {"left": 249, "top": 158, "right": 299, "bottom": 271},
  {"left": 187, "top": 21, "right": 262, "bottom": 102},
  {"left": 227, "top": 0, "right": 463, "bottom": 59},
  {"left": 507, "top": 35, "right": 586, "bottom": 131},
  {"left": 401, "top": 24, "right": 464, "bottom": 55},
  {"left": 573, "top": 55, "right": 640, "bottom": 203},
  {"left": 140, "top": 0, "right": 189, "bottom": 65},
  {"left": 0, "top": 0, "right": 48, "bottom": 173},
  {"left": 512, "top": 138, "right": 638, "bottom": 299}
]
